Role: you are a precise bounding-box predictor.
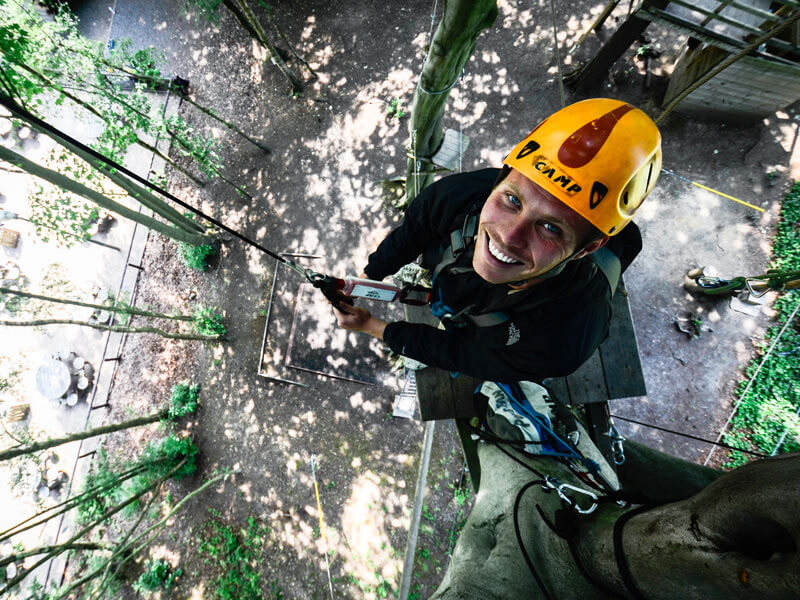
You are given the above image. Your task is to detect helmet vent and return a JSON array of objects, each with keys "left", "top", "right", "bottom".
[
  {"left": 622, "top": 191, "right": 629, "bottom": 206},
  {"left": 645, "top": 161, "right": 654, "bottom": 191}
]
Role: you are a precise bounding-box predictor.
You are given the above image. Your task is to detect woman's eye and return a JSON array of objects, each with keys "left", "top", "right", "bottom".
[
  {"left": 506, "top": 194, "right": 521, "bottom": 208},
  {"left": 542, "top": 223, "right": 560, "bottom": 235}
]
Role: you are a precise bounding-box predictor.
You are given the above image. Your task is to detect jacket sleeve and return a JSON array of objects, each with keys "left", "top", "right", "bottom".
[
  {"left": 364, "top": 169, "right": 498, "bottom": 281},
  {"left": 382, "top": 293, "right": 611, "bottom": 382}
]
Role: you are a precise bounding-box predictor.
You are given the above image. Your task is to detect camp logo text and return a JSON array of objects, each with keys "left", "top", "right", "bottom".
[{"left": 525, "top": 154, "right": 582, "bottom": 196}]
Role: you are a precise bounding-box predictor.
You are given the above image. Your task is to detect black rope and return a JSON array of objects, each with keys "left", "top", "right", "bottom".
[
  {"left": 609, "top": 414, "right": 767, "bottom": 459},
  {"left": 612, "top": 504, "right": 653, "bottom": 600},
  {"left": 513, "top": 480, "right": 553, "bottom": 600},
  {"left": 535, "top": 505, "right": 626, "bottom": 599},
  {"left": 0, "top": 93, "right": 290, "bottom": 267}
]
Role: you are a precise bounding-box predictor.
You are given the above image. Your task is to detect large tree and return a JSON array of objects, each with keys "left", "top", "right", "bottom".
[{"left": 433, "top": 439, "right": 799, "bottom": 599}]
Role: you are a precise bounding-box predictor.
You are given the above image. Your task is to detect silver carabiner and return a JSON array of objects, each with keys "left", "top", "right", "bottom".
[
  {"left": 557, "top": 483, "right": 598, "bottom": 514},
  {"left": 607, "top": 424, "right": 626, "bottom": 465},
  {"left": 543, "top": 477, "right": 598, "bottom": 515}
]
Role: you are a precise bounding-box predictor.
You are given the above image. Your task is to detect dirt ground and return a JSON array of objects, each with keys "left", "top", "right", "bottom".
[{"left": 60, "top": 0, "right": 798, "bottom": 598}]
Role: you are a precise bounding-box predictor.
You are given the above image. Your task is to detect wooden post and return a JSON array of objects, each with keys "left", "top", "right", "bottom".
[{"left": 568, "top": 0, "right": 670, "bottom": 92}]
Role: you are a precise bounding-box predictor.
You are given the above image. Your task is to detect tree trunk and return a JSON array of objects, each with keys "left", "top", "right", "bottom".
[
  {"left": 0, "top": 287, "right": 194, "bottom": 321},
  {"left": 7, "top": 62, "right": 205, "bottom": 185},
  {"left": 223, "top": 0, "right": 304, "bottom": 94},
  {"left": 433, "top": 442, "right": 800, "bottom": 600},
  {"left": 0, "top": 144, "right": 215, "bottom": 246},
  {"left": 52, "top": 469, "right": 239, "bottom": 600},
  {"left": 0, "top": 317, "right": 221, "bottom": 341},
  {"left": 0, "top": 409, "right": 169, "bottom": 463},
  {"left": 0, "top": 459, "right": 186, "bottom": 596},
  {"left": 404, "top": 0, "right": 498, "bottom": 206}
]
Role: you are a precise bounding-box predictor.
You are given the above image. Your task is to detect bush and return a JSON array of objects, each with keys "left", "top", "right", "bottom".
[
  {"left": 134, "top": 558, "right": 182, "bottom": 594},
  {"left": 169, "top": 381, "right": 200, "bottom": 419},
  {"left": 178, "top": 241, "right": 217, "bottom": 271},
  {"left": 723, "top": 182, "right": 800, "bottom": 467},
  {"left": 194, "top": 306, "right": 226, "bottom": 337},
  {"left": 141, "top": 434, "right": 199, "bottom": 480}
]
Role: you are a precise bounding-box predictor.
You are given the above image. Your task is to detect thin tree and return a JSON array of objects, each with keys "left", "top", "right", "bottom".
[
  {"left": 0, "top": 3, "right": 250, "bottom": 195},
  {"left": 0, "top": 382, "right": 200, "bottom": 463},
  {"left": 186, "top": 0, "right": 306, "bottom": 94},
  {"left": 404, "top": 0, "right": 498, "bottom": 206},
  {"left": 0, "top": 143, "right": 214, "bottom": 246}
]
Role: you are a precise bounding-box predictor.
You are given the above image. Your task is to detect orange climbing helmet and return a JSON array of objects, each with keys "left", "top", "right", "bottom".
[{"left": 504, "top": 98, "right": 662, "bottom": 236}]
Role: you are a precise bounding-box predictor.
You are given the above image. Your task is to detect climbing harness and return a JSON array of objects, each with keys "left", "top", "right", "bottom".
[{"left": 0, "top": 93, "right": 431, "bottom": 311}]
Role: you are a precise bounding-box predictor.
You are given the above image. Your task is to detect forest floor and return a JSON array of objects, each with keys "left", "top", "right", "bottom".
[{"left": 9, "top": 0, "right": 799, "bottom": 598}]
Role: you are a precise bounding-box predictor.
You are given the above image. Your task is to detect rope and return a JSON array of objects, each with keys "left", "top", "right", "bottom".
[
  {"left": 661, "top": 168, "right": 765, "bottom": 213},
  {"left": 549, "top": 0, "right": 566, "bottom": 108},
  {"left": 612, "top": 504, "right": 652, "bottom": 600},
  {"left": 610, "top": 414, "right": 767, "bottom": 459},
  {"left": 418, "top": 71, "right": 463, "bottom": 96},
  {"left": 310, "top": 457, "right": 334, "bottom": 600},
  {"left": 656, "top": 10, "right": 800, "bottom": 125},
  {"left": 703, "top": 296, "right": 800, "bottom": 465}
]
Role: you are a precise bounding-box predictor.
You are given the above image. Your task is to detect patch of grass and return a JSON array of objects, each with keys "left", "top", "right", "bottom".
[
  {"left": 198, "top": 512, "right": 270, "bottom": 600},
  {"left": 724, "top": 182, "right": 800, "bottom": 467},
  {"left": 178, "top": 241, "right": 217, "bottom": 271},
  {"left": 134, "top": 558, "right": 182, "bottom": 594}
]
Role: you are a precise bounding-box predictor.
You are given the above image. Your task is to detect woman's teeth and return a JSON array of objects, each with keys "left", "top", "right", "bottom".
[{"left": 488, "top": 237, "right": 521, "bottom": 265}]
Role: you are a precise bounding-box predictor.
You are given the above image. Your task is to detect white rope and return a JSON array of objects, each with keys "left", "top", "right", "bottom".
[{"left": 703, "top": 296, "right": 800, "bottom": 465}]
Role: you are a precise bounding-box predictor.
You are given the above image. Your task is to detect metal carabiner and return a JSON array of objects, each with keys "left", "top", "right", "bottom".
[
  {"left": 542, "top": 477, "right": 598, "bottom": 515},
  {"left": 607, "top": 424, "right": 626, "bottom": 465},
  {"left": 557, "top": 482, "right": 599, "bottom": 514}
]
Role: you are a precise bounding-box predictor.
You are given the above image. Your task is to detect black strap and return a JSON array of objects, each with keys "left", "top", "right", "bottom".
[{"left": 612, "top": 504, "right": 653, "bottom": 600}]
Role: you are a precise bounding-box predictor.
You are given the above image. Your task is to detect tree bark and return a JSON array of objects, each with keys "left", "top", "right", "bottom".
[
  {"left": 0, "top": 409, "right": 169, "bottom": 463},
  {"left": 223, "top": 0, "right": 304, "bottom": 94},
  {"left": 0, "top": 287, "right": 193, "bottom": 321},
  {"left": 404, "top": 0, "right": 498, "bottom": 206},
  {"left": 0, "top": 317, "right": 221, "bottom": 341},
  {"left": 433, "top": 442, "right": 800, "bottom": 600},
  {"left": 0, "top": 144, "right": 215, "bottom": 246}
]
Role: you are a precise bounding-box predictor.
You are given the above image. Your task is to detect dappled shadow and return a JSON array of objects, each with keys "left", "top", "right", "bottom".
[{"left": 27, "top": 0, "right": 799, "bottom": 597}]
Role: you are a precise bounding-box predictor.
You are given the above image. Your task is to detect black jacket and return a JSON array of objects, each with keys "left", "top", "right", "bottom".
[{"left": 365, "top": 169, "right": 641, "bottom": 382}]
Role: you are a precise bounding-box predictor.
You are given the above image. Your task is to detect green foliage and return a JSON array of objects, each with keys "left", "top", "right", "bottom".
[
  {"left": 724, "top": 183, "right": 800, "bottom": 467},
  {"left": 386, "top": 98, "right": 407, "bottom": 120},
  {"left": 0, "top": 2, "right": 226, "bottom": 178},
  {"left": 141, "top": 434, "right": 199, "bottom": 480},
  {"left": 134, "top": 558, "right": 182, "bottom": 594},
  {"left": 169, "top": 381, "right": 201, "bottom": 419},
  {"left": 198, "top": 513, "right": 270, "bottom": 600},
  {"left": 184, "top": 0, "right": 225, "bottom": 22},
  {"left": 27, "top": 149, "right": 105, "bottom": 246},
  {"left": 178, "top": 241, "right": 217, "bottom": 270},
  {"left": 77, "top": 449, "right": 125, "bottom": 525},
  {"left": 194, "top": 306, "right": 226, "bottom": 337}
]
